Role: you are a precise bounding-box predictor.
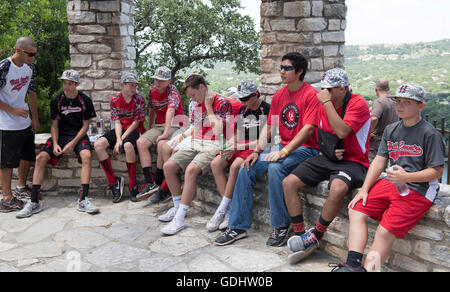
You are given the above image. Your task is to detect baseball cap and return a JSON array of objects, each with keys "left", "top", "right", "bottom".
[
  {"left": 320, "top": 68, "right": 349, "bottom": 88},
  {"left": 389, "top": 83, "right": 426, "bottom": 103},
  {"left": 235, "top": 79, "right": 259, "bottom": 98},
  {"left": 152, "top": 66, "right": 172, "bottom": 81},
  {"left": 60, "top": 70, "right": 80, "bottom": 83},
  {"left": 121, "top": 72, "right": 139, "bottom": 84}
]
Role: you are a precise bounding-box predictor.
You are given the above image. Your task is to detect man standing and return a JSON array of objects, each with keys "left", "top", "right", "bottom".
[
  {"left": 369, "top": 78, "right": 398, "bottom": 161},
  {"left": 214, "top": 52, "right": 321, "bottom": 247},
  {"left": 0, "top": 37, "right": 39, "bottom": 212}
]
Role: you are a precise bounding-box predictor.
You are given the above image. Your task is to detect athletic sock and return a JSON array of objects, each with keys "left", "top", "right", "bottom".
[
  {"left": 155, "top": 168, "right": 165, "bottom": 186},
  {"left": 31, "top": 185, "right": 41, "bottom": 204},
  {"left": 218, "top": 196, "right": 232, "bottom": 213},
  {"left": 79, "top": 184, "right": 89, "bottom": 201},
  {"left": 100, "top": 158, "right": 116, "bottom": 187},
  {"left": 175, "top": 203, "right": 189, "bottom": 222},
  {"left": 143, "top": 167, "right": 154, "bottom": 184},
  {"left": 127, "top": 162, "right": 137, "bottom": 190},
  {"left": 291, "top": 214, "right": 305, "bottom": 235},
  {"left": 346, "top": 250, "right": 364, "bottom": 268},
  {"left": 172, "top": 195, "right": 182, "bottom": 209},
  {"left": 312, "top": 216, "right": 332, "bottom": 241}
]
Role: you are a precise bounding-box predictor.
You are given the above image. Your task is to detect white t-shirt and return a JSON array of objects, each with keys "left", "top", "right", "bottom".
[{"left": 0, "top": 57, "right": 35, "bottom": 130}]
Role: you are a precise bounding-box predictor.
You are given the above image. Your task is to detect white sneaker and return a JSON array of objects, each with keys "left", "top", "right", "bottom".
[
  {"left": 77, "top": 198, "right": 100, "bottom": 214},
  {"left": 16, "top": 201, "right": 42, "bottom": 218},
  {"left": 206, "top": 209, "right": 226, "bottom": 232},
  {"left": 158, "top": 206, "right": 177, "bottom": 222},
  {"left": 161, "top": 218, "right": 186, "bottom": 235},
  {"left": 218, "top": 211, "right": 230, "bottom": 230}
]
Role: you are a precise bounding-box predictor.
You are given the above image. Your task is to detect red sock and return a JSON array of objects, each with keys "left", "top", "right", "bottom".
[
  {"left": 161, "top": 179, "right": 169, "bottom": 191},
  {"left": 127, "top": 162, "right": 137, "bottom": 190},
  {"left": 100, "top": 158, "right": 116, "bottom": 186}
]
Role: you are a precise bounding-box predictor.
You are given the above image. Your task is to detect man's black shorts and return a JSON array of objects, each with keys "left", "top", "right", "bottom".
[
  {"left": 101, "top": 129, "right": 140, "bottom": 153},
  {"left": 0, "top": 127, "right": 36, "bottom": 168},
  {"left": 290, "top": 154, "right": 368, "bottom": 190},
  {"left": 40, "top": 135, "right": 91, "bottom": 166}
]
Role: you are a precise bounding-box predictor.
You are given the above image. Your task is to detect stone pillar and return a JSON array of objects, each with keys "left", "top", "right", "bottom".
[
  {"left": 260, "top": 0, "right": 346, "bottom": 102},
  {"left": 67, "top": 0, "right": 136, "bottom": 125}
]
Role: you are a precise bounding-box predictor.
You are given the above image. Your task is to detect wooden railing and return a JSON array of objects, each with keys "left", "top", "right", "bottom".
[{"left": 426, "top": 116, "right": 449, "bottom": 184}]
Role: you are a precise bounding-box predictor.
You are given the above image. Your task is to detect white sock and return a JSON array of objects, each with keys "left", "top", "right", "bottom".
[
  {"left": 172, "top": 195, "right": 182, "bottom": 209},
  {"left": 175, "top": 204, "right": 189, "bottom": 222},
  {"left": 218, "top": 196, "right": 232, "bottom": 213}
]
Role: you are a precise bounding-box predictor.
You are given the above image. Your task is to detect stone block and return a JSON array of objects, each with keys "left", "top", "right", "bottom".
[
  {"left": 283, "top": 1, "right": 311, "bottom": 18},
  {"left": 76, "top": 25, "right": 106, "bottom": 34},
  {"left": 322, "top": 31, "right": 345, "bottom": 42},
  {"left": 97, "top": 13, "right": 112, "bottom": 24},
  {"left": 77, "top": 79, "right": 94, "bottom": 91},
  {"left": 69, "top": 34, "right": 96, "bottom": 43},
  {"left": 52, "top": 169, "right": 74, "bottom": 178},
  {"left": 324, "top": 4, "right": 347, "bottom": 19},
  {"left": 98, "top": 59, "right": 123, "bottom": 70},
  {"left": 71, "top": 55, "right": 92, "bottom": 68},
  {"left": 323, "top": 45, "right": 339, "bottom": 57},
  {"left": 270, "top": 19, "right": 296, "bottom": 31},
  {"left": 328, "top": 19, "right": 341, "bottom": 31},
  {"left": 261, "top": 2, "right": 283, "bottom": 17},
  {"left": 94, "top": 79, "right": 113, "bottom": 90},
  {"left": 413, "top": 241, "right": 450, "bottom": 267},
  {"left": 310, "top": 58, "right": 323, "bottom": 71},
  {"left": 67, "top": 11, "right": 96, "bottom": 24},
  {"left": 393, "top": 254, "right": 429, "bottom": 272},
  {"left": 409, "top": 224, "right": 444, "bottom": 241},
  {"left": 298, "top": 18, "right": 327, "bottom": 32},
  {"left": 90, "top": 1, "right": 120, "bottom": 12},
  {"left": 311, "top": 1, "right": 323, "bottom": 16}
]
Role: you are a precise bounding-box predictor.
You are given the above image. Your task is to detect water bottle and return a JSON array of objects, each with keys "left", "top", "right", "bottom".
[
  {"left": 389, "top": 166, "right": 410, "bottom": 196},
  {"left": 221, "top": 134, "right": 228, "bottom": 160}
]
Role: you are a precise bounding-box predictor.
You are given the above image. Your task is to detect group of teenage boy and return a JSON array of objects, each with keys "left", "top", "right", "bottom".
[{"left": 0, "top": 37, "right": 445, "bottom": 272}]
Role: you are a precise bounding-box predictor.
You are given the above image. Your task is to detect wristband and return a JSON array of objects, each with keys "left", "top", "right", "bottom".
[
  {"left": 252, "top": 150, "right": 262, "bottom": 155},
  {"left": 322, "top": 99, "right": 332, "bottom": 105},
  {"left": 282, "top": 148, "right": 289, "bottom": 156}
]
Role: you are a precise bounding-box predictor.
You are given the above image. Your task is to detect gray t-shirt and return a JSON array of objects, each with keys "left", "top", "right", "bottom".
[
  {"left": 378, "top": 119, "right": 445, "bottom": 201},
  {"left": 371, "top": 95, "right": 398, "bottom": 150}
]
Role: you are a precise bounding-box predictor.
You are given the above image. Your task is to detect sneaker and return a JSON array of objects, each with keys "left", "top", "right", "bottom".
[
  {"left": 129, "top": 185, "right": 139, "bottom": 202},
  {"left": 158, "top": 206, "right": 177, "bottom": 222},
  {"left": 77, "top": 198, "right": 100, "bottom": 214},
  {"left": 218, "top": 211, "right": 229, "bottom": 231},
  {"left": 148, "top": 188, "right": 171, "bottom": 204},
  {"left": 0, "top": 197, "right": 25, "bottom": 213},
  {"left": 16, "top": 201, "right": 42, "bottom": 218},
  {"left": 111, "top": 176, "right": 124, "bottom": 203},
  {"left": 266, "top": 225, "right": 292, "bottom": 247},
  {"left": 214, "top": 228, "right": 247, "bottom": 246},
  {"left": 287, "top": 228, "right": 319, "bottom": 264},
  {"left": 329, "top": 263, "right": 367, "bottom": 272},
  {"left": 136, "top": 183, "right": 159, "bottom": 201},
  {"left": 14, "top": 185, "right": 32, "bottom": 200},
  {"left": 161, "top": 218, "right": 186, "bottom": 235},
  {"left": 206, "top": 209, "right": 227, "bottom": 232}
]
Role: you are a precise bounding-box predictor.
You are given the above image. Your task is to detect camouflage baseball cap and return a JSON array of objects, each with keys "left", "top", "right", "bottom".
[
  {"left": 152, "top": 66, "right": 172, "bottom": 81},
  {"left": 320, "top": 68, "right": 349, "bottom": 88},
  {"left": 390, "top": 83, "right": 426, "bottom": 103},
  {"left": 121, "top": 72, "right": 139, "bottom": 84},
  {"left": 60, "top": 69, "right": 80, "bottom": 83},
  {"left": 235, "top": 79, "right": 259, "bottom": 98}
]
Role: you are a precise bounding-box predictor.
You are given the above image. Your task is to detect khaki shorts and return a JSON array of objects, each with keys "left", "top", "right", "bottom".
[
  {"left": 169, "top": 139, "right": 220, "bottom": 174},
  {"left": 141, "top": 124, "right": 181, "bottom": 145}
]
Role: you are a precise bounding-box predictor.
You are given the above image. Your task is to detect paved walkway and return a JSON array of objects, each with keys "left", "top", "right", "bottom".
[{"left": 0, "top": 194, "right": 339, "bottom": 272}]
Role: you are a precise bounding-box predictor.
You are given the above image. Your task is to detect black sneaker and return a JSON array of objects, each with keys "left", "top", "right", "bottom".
[
  {"left": 0, "top": 197, "right": 25, "bottom": 213},
  {"left": 111, "top": 176, "right": 124, "bottom": 203},
  {"left": 329, "top": 263, "right": 367, "bottom": 272},
  {"left": 214, "top": 228, "right": 247, "bottom": 246},
  {"left": 148, "top": 188, "right": 171, "bottom": 204},
  {"left": 266, "top": 225, "right": 292, "bottom": 247},
  {"left": 129, "top": 185, "right": 139, "bottom": 202},
  {"left": 136, "top": 183, "right": 159, "bottom": 201}
]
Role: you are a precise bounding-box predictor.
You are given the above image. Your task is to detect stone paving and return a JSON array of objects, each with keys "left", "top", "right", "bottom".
[{"left": 0, "top": 193, "right": 340, "bottom": 272}]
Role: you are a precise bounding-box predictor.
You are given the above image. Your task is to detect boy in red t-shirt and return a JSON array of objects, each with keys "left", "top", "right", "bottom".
[
  {"left": 284, "top": 68, "right": 371, "bottom": 264},
  {"left": 94, "top": 72, "right": 146, "bottom": 203}
]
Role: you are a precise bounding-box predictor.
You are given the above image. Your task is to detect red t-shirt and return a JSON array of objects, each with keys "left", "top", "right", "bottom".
[
  {"left": 267, "top": 83, "right": 320, "bottom": 148},
  {"left": 110, "top": 92, "right": 146, "bottom": 134},
  {"left": 192, "top": 94, "right": 232, "bottom": 141},
  {"left": 148, "top": 84, "right": 185, "bottom": 127},
  {"left": 227, "top": 98, "right": 243, "bottom": 117},
  {"left": 318, "top": 93, "right": 371, "bottom": 168}
]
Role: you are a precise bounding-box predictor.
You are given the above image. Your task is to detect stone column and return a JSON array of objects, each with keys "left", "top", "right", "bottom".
[
  {"left": 260, "top": 0, "right": 346, "bottom": 102},
  {"left": 67, "top": 0, "right": 136, "bottom": 126}
]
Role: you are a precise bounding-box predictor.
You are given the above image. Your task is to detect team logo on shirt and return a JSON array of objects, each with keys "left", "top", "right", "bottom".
[
  {"left": 281, "top": 103, "right": 299, "bottom": 129},
  {"left": 387, "top": 141, "right": 423, "bottom": 161},
  {"left": 10, "top": 77, "right": 30, "bottom": 91}
]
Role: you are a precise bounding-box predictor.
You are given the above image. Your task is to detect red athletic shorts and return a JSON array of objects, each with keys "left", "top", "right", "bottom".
[
  {"left": 226, "top": 149, "right": 253, "bottom": 165},
  {"left": 351, "top": 179, "right": 433, "bottom": 239}
]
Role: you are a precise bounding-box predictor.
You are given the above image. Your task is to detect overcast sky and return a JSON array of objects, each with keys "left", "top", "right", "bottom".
[{"left": 240, "top": 0, "right": 450, "bottom": 45}]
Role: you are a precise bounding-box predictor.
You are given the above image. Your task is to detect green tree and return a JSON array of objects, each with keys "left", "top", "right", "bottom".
[
  {"left": 134, "top": 0, "right": 261, "bottom": 100},
  {"left": 0, "top": 0, "right": 69, "bottom": 133}
]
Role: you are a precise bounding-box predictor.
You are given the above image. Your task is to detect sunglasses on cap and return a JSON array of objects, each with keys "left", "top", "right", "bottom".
[
  {"left": 21, "top": 49, "right": 36, "bottom": 57},
  {"left": 239, "top": 93, "right": 256, "bottom": 102},
  {"left": 280, "top": 65, "right": 295, "bottom": 71}
]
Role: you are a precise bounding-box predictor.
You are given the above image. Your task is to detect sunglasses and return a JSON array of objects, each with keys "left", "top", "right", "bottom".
[
  {"left": 280, "top": 65, "right": 295, "bottom": 71},
  {"left": 21, "top": 49, "right": 36, "bottom": 57},
  {"left": 239, "top": 93, "right": 256, "bottom": 102}
]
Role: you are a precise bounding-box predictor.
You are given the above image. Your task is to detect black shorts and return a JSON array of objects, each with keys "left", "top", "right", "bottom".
[
  {"left": 290, "top": 154, "right": 368, "bottom": 190},
  {"left": 0, "top": 127, "right": 36, "bottom": 168},
  {"left": 102, "top": 129, "right": 140, "bottom": 153},
  {"left": 40, "top": 135, "right": 91, "bottom": 166}
]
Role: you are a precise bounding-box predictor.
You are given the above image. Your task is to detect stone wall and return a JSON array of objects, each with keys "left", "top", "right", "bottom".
[
  {"left": 260, "top": 0, "right": 346, "bottom": 102},
  {"left": 67, "top": 0, "right": 136, "bottom": 128}
]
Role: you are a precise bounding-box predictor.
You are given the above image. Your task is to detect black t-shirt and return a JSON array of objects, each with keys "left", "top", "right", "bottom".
[
  {"left": 50, "top": 91, "right": 96, "bottom": 136},
  {"left": 235, "top": 101, "right": 271, "bottom": 142}
]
